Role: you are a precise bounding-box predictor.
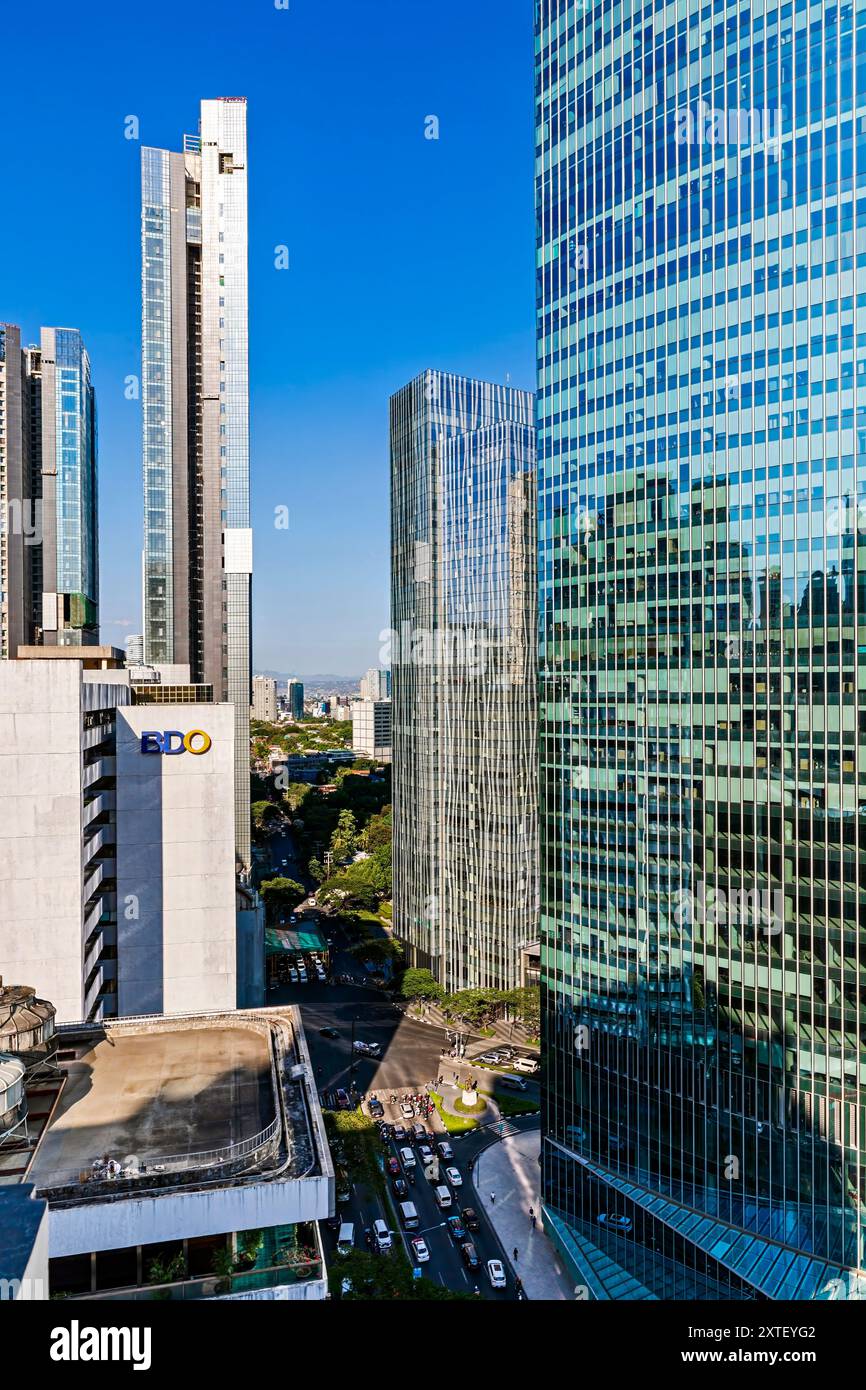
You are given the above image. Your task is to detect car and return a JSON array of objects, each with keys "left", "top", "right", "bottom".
[
  {"left": 460, "top": 1241, "right": 480, "bottom": 1271},
  {"left": 445, "top": 1166, "right": 463, "bottom": 1187},
  {"left": 418, "top": 1145, "right": 434, "bottom": 1166},
  {"left": 340, "top": 1277, "right": 353, "bottom": 1295},
  {"left": 437, "top": 1141, "right": 454, "bottom": 1160},
  {"left": 391, "top": 1177, "right": 408, "bottom": 1199},
  {"left": 387, "top": 1157, "right": 401, "bottom": 1176},
  {"left": 434, "top": 1184, "right": 452, "bottom": 1209},
  {"left": 393, "top": 1125, "right": 407, "bottom": 1143},
  {"left": 400, "top": 1103, "right": 415, "bottom": 1120},
  {"left": 352, "top": 1040, "right": 368, "bottom": 1054},
  {"left": 319, "top": 1026, "right": 340, "bottom": 1039},
  {"left": 487, "top": 1259, "right": 506, "bottom": 1289},
  {"left": 399, "top": 1147, "right": 416, "bottom": 1169},
  {"left": 514, "top": 1057, "right": 539, "bottom": 1074},
  {"left": 364, "top": 1042, "right": 382, "bottom": 1057},
  {"left": 281, "top": 859, "right": 288, "bottom": 866},
  {"left": 478, "top": 1052, "right": 502, "bottom": 1065},
  {"left": 298, "top": 969, "right": 308, "bottom": 983},
  {"left": 310, "top": 897, "right": 318, "bottom": 907},
  {"left": 368, "top": 1097, "right": 384, "bottom": 1118},
  {"left": 411, "top": 1236, "right": 430, "bottom": 1264},
  {"left": 597, "top": 1213, "right": 632, "bottom": 1232},
  {"left": 289, "top": 968, "right": 298, "bottom": 983},
  {"left": 289, "top": 914, "right": 298, "bottom": 924},
  {"left": 378, "top": 1121, "right": 393, "bottom": 1140},
  {"left": 462, "top": 1207, "right": 480, "bottom": 1232},
  {"left": 373, "top": 1219, "right": 392, "bottom": 1251},
  {"left": 316, "top": 969, "right": 326, "bottom": 981},
  {"left": 446, "top": 1214, "right": 466, "bottom": 1242},
  {"left": 335, "top": 1088, "right": 350, "bottom": 1110}
]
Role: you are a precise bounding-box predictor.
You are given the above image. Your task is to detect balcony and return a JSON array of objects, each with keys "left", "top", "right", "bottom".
[{"left": 76, "top": 1257, "right": 326, "bottom": 1302}]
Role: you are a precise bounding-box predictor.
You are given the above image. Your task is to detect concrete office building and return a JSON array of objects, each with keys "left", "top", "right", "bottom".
[
  {"left": 124, "top": 633, "right": 144, "bottom": 666},
  {"left": 141, "top": 97, "right": 252, "bottom": 867},
  {"left": 536, "top": 0, "right": 866, "bottom": 1301},
  {"left": 252, "top": 674, "right": 277, "bottom": 722},
  {"left": 1, "top": 1000, "right": 333, "bottom": 1301},
  {"left": 352, "top": 698, "right": 392, "bottom": 762},
  {"left": 0, "top": 654, "right": 247, "bottom": 1022},
  {"left": 0, "top": 324, "right": 98, "bottom": 657},
  {"left": 390, "top": 370, "right": 537, "bottom": 992}
]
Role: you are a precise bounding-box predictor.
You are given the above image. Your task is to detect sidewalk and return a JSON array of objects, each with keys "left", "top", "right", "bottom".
[
  {"left": 406, "top": 1001, "right": 538, "bottom": 1051},
  {"left": 475, "top": 1128, "right": 574, "bottom": 1300}
]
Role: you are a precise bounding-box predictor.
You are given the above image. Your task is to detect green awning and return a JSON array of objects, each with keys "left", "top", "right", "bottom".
[{"left": 266, "top": 925, "right": 328, "bottom": 955}]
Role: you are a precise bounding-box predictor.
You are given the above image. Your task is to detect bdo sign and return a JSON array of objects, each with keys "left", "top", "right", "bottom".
[{"left": 140, "top": 730, "right": 212, "bottom": 756}]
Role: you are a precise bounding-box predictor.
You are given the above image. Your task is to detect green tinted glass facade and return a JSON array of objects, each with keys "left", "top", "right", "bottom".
[{"left": 537, "top": 0, "right": 866, "bottom": 1298}]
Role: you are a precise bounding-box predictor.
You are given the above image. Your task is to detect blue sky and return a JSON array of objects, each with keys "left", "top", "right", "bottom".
[{"left": 0, "top": 0, "right": 535, "bottom": 675}]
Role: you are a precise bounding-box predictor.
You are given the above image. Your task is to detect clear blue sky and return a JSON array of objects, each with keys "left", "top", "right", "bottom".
[{"left": 0, "top": 0, "right": 535, "bottom": 675}]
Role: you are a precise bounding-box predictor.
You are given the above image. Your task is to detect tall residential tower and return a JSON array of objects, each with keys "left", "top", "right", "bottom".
[
  {"left": 391, "top": 370, "right": 537, "bottom": 992},
  {"left": 537, "top": 0, "right": 866, "bottom": 1299},
  {"left": 141, "top": 97, "right": 252, "bottom": 866}
]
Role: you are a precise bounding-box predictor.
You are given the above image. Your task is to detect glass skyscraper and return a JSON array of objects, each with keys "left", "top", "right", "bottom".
[
  {"left": 0, "top": 323, "right": 98, "bottom": 654},
  {"left": 391, "top": 370, "right": 537, "bottom": 992},
  {"left": 537, "top": 0, "right": 866, "bottom": 1298},
  {"left": 141, "top": 97, "right": 252, "bottom": 866}
]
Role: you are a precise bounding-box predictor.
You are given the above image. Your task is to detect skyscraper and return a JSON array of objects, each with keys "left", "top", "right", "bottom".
[
  {"left": 0, "top": 324, "right": 98, "bottom": 656},
  {"left": 537, "top": 1, "right": 866, "bottom": 1299},
  {"left": 288, "top": 678, "right": 304, "bottom": 721},
  {"left": 391, "top": 370, "right": 537, "bottom": 992},
  {"left": 141, "top": 97, "right": 251, "bottom": 867}
]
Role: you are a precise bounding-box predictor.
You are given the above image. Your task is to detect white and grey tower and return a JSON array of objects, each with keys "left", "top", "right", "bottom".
[{"left": 141, "top": 97, "right": 252, "bottom": 867}]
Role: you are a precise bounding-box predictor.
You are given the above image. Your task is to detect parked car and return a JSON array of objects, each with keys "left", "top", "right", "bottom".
[
  {"left": 319, "top": 1026, "right": 339, "bottom": 1039},
  {"left": 289, "top": 968, "right": 298, "bottom": 983},
  {"left": 399, "top": 1147, "right": 416, "bottom": 1169},
  {"left": 368, "top": 1097, "right": 384, "bottom": 1118},
  {"left": 391, "top": 1177, "right": 408, "bottom": 1199},
  {"left": 597, "top": 1213, "right": 632, "bottom": 1232},
  {"left": 335, "top": 1088, "right": 350, "bottom": 1110},
  {"left": 411, "top": 1236, "right": 430, "bottom": 1264},
  {"left": 514, "top": 1056, "right": 539, "bottom": 1075},
  {"left": 447, "top": 1214, "right": 466, "bottom": 1242},
  {"left": 460, "top": 1241, "right": 480, "bottom": 1271},
  {"left": 462, "top": 1207, "right": 480, "bottom": 1232},
  {"left": 418, "top": 1145, "right": 434, "bottom": 1166},
  {"left": 400, "top": 1103, "right": 415, "bottom": 1120},
  {"left": 487, "top": 1258, "right": 507, "bottom": 1289},
  {"left": 437, "top": 1141, "right": 454, "bottom": 1161},
  {"left": 478, "top": 1052, "right": 502, "bottom": 1066},
  {"left": 445, "top": 1166, "right": 463, "bottom": 1187},
  {"left": 387, "top": 1157, "right": 401, "bottom": 1176}
]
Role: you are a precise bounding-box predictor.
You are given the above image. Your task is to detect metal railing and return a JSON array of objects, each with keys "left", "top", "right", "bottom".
[
  {"left": 38, "top": 1114, "right": 281, "bottom": 1192},
  {"left": 67, "top": 1258, "right": 323, "bottom": 1302}
]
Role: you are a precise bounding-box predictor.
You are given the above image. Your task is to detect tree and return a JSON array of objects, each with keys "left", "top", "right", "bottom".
[
  {"left": 308, "top": 858, "right": 326, "bottom": 884},
  {"left": 260, "top": 877, "right": 306, "bottom": 923},
  {"left": 442, "top": 988, "right": 504, "bottom": 1030},
  {"left": 348, "top": 936, "right": 404, "bottom": 968},
  {"left": 328, "top": 1249, "right": 474, "bottom": 1301},
  {"left": 283, "top": 782, "right": 310, "bottom": 814},
  {"left": 502, "top": 985, "right": 541, "bottom": 1034},
  {"left": 252, "top": 800, "right": 281, "bottom": 830},
  {"left": 401, "top": 968, "right": 445, "bottom": 1004},
  {"left": 329, "top": 809, "right": 358, "bottom": 862}
]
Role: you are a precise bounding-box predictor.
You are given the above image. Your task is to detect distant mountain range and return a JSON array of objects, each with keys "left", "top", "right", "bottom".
[{"left": 255, "top": 671, "right": 361, "bottom": 695}]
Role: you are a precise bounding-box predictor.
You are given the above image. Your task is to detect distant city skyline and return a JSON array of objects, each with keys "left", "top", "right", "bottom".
[{"left": 0, "top": 0, "right": 534, "bottom": 675}]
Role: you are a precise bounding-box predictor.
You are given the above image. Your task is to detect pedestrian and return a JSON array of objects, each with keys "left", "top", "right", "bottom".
[
  {"left": 531, "top": 1215, "right": 537, "bottom": 1230},
  {"left": 490, "top": 1192, "right": 496, "bottom": 1205},
  {"left": 529, "top": 1206, "right": 534, "bottom": 1219},
  {"left": 513, "top": 1246, "right": 519, "bottom": 1261}
]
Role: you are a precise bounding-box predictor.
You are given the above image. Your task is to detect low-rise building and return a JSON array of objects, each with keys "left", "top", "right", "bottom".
[{"left": 1, "top": 997, "right": 333, "bottom": 1301}]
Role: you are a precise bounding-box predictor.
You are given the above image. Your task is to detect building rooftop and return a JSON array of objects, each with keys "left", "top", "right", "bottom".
[
  {"left": 14, "top": 1007, "right": 328, "bottom": 1204},
  {"left": 15, "top": 645, "right": 125, "bottom": 668},
  {"left": 29, "top": 1026, "right": 272, "bottom": 1190}
]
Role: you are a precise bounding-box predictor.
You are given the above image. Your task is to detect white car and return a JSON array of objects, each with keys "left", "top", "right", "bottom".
[
  {"left": 445, "top": 1166, "right": 463, "bottom": 1187},
  {"left": 597, "top": 1213, "right": 632, "bottom": 1232},
  {"left": 411, "top": 1236, "right": 430, "bottom": 1263},
  {"left": 298, "top": 970, "right": 307, "bottom": 983},
  {"left": 288, "top": 968, "right": 298, "bottom": 983},
  {"left": 400, "top": 1102, "right": 415, "bottom": 1120},
  {"left": 373, "top": 1219, "right": 392, "bottom": 1251},
  {"left": 487, "top": 1259, "right": 506, "bottom": 1289},
  {"left": 418, "top": 1145, "right": 434, "bottom": 1165},
  {"left": 437, "top": 1140, "right": 453, "bottom": 1160},
  {"left": 399, "top": 1147, "right": 416, "bottom": 1169}
]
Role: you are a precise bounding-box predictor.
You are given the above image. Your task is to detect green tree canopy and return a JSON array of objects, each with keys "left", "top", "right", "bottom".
[
  {"left": 400, "top": 968, "right": 445, "bottom": 1003},
  {"left": 259, "top": 876, "right": 306, "bottom": 923}
]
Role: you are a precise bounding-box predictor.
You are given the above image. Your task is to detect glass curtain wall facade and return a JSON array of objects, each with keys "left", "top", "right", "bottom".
[
  {"left": 537, "top": 0, "right": 866, "bottom": 1299},
  {"left": 391, "top": 371, "right": 537, "bottom": 992},
  {"left": 141, "top": 97, "right": 252, "bottom": 866}
]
